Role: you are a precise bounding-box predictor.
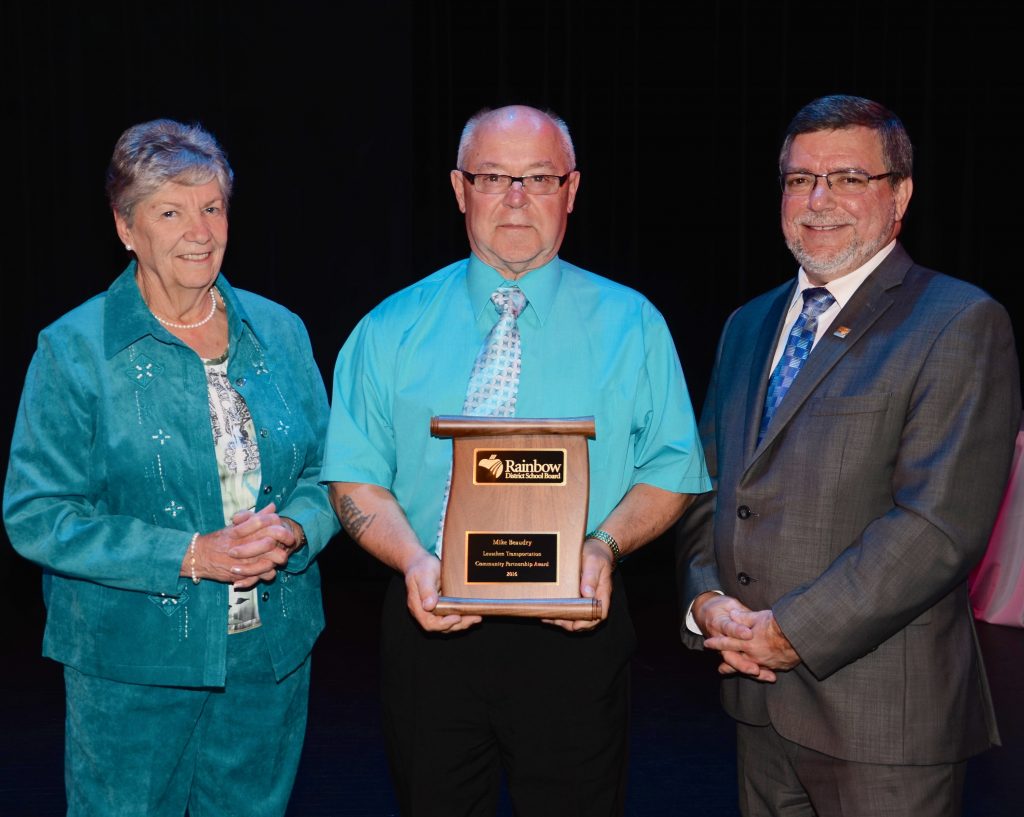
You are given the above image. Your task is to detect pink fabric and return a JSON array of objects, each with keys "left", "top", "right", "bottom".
[{"left": 970, "top": 429, "right": 1024, "bottom": 627}]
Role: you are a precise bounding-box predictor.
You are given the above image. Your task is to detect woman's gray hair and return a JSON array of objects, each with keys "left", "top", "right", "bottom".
[
  {"left": 106, "top": 119, "right": 234, "bottom": 223},
  {"left": 456, "top": 107, "right": 576, "bottom": 170}
]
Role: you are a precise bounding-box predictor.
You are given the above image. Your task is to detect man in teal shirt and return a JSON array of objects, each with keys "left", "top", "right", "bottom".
[{"left": 323, "top": 105, "right": 709, "bottom": 816}]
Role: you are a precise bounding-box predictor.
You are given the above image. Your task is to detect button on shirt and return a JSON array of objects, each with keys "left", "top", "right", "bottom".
[{"left": 322, "top": 254, "right": 711, "bottom": 552}]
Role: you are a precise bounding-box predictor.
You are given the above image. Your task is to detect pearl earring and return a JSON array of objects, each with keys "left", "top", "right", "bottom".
[{"left": 125, "top": 244, "right": 132, "bottom": 251}]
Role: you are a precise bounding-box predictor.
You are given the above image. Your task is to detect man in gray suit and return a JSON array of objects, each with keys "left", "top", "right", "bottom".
[{"left": 677, "top": 95, "right": 1021, "bottom": 816}]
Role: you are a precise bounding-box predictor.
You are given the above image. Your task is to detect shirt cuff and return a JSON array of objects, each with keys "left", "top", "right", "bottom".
[{"left": 685, "top": 589, "right": 724, "bottom": 635}]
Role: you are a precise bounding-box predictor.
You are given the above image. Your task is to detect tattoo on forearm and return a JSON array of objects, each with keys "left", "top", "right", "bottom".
[{"left": 335, "top": 495, "right": 376, "bottom": 539}]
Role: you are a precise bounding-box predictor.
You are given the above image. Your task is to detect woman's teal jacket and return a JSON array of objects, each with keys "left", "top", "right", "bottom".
[{"left": 4, "top": 264, "right": 340, "bottom": 687}]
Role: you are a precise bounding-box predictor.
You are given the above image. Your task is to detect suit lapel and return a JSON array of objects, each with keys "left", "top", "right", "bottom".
[{"left": 750, "top": 245, "right": 914, "bottom": 460}]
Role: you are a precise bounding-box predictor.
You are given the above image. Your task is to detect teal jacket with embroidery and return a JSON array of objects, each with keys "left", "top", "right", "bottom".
[{"left": 4, "top": 264, "right": 339, "bottom": 687}]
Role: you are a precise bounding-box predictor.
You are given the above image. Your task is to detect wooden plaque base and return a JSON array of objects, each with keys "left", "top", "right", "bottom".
[{"left": 433, "top": 597, "right": 600, "bottom": 620}]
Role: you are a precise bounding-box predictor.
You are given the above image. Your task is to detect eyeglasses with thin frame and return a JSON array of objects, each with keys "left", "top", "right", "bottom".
[
  {"left": 459, "top": 170, "right": 573, "bottom": 195},
  {"left": 780, "top": 169, "right": 894, "bottom": 196}
]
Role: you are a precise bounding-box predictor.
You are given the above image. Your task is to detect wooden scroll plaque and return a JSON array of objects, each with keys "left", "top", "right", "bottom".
[{"left": 431, "top": 416, "right": 600, "bottom": 620}]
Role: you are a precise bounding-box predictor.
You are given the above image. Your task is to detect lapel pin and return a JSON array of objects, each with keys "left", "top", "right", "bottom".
[{"left": 833, "top": 326, "right": 851, "bottom": 338}]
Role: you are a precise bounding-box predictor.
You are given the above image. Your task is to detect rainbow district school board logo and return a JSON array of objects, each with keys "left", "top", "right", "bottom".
[{"left": 473, "top": 449, "right": 566, "bottom": 485}]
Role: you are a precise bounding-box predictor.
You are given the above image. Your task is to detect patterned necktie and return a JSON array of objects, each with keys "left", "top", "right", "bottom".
[
  {"left": 758, "top": 287, "right": 835, "bottom": 443},
  {"left": 463, "top": 286, "right": 527, "bottom": 416},
  {"left": 436, "top": 286, "right": 528, "bottom": 553}
]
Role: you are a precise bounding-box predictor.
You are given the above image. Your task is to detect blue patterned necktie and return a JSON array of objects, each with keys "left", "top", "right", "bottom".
[
  {"left": 463, "top": 287, "right": 527, "bottom": 416},
  {"left": 758, "top": 287, "right": 835, "bottom": 443},
  {"left": 436, "top": 286, "right": 528, "bottom": 553}
]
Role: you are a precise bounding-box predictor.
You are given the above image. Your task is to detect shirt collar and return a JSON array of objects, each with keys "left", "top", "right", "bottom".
[
  {"left": 466, "top": 253, "right": 562, "bottom": 326},
  {"left": 792, "top": 240, "right": 897, "bottom": 311},
  {"left": 103, "top": 261, "right": 262, "bottom": 358}
]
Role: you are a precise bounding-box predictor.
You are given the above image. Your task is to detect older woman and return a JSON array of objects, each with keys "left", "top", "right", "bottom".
[{"left": 3, "top": 119, "right": 338, "bottom": 816}]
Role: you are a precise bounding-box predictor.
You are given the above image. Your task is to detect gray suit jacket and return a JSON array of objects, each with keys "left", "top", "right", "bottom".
[{"left": 677, "top": 243, "right": 1021, "bottom": 764}]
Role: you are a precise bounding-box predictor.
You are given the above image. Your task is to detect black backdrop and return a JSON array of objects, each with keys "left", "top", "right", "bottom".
[{"left": 2, "top": 0, "right": 1022, "bottom": 702}]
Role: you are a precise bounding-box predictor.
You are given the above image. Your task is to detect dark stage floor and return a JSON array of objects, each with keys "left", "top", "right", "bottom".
[{"left": 2, "top": 544, "right": 1021, "bottom": 817}]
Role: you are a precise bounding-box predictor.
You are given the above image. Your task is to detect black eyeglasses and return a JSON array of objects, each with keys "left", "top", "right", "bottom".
[
  {"left": 459, "top": 170, "right": 573, "bottom": 195},
  {"left": 780, "top": 170, "right": 894, "bottom": 196}
]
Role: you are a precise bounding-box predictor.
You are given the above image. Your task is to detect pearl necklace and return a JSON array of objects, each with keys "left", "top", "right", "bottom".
[{"left": 149, "top": 287, "right": 219, "bottom": 329}]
